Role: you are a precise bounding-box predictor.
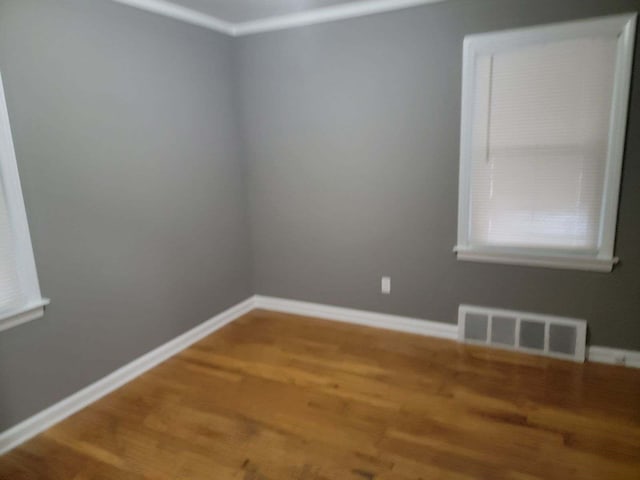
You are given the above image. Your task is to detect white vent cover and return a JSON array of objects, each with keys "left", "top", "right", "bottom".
[{"left": 458, "top": 305, "right": 587, "bottom": 362}]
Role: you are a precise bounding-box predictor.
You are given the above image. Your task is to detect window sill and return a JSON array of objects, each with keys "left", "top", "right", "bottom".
[
  {"left": 0, "top": 298, "right": 50, "bottom": 333},
  {"left": 454, "top": 247, "right": 617, "bottom": 272}
]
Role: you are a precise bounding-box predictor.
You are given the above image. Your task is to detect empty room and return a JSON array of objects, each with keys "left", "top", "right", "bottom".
[{"left": 0, "top": 0, "right": 639, "bottom": 478}]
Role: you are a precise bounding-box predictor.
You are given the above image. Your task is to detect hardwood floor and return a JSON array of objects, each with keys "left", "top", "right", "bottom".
[{"left": 1, "top": 309, "right": 639, "bottom": 479}]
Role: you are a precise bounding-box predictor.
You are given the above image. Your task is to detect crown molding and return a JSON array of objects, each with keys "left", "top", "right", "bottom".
[
  {"left": 110, "top": 0, "right": 449, "bottom": 37},
  {"left": 110, "top": 0, "right": 236, "bottom": 35},
  {"left": 233, "top": 0, "right": 448, "bottom": 36}
]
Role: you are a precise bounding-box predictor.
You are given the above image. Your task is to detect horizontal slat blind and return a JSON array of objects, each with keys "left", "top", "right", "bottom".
[
  {"left": 0, "top": 182, "right": 22, "bottom": 310},
  {"left": 469, "top": 36, "right": 617, "bottom": 250}
]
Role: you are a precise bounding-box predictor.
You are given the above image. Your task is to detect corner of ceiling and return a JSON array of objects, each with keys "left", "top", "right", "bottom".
[{"left": 111, "top": 0, "right": 449, "bottom": 37}]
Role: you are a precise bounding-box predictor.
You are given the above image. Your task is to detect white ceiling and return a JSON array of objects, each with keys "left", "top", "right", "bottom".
[
  {"left": 113, "top": 0, "right": 447, "bottom": 35},
  {"left": 166, "top": 0, "right": 374, "bottom": 23}
]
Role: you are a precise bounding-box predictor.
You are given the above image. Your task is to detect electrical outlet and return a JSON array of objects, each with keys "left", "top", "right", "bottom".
[{"left": 381, "top": 276, "right": 391, "bottom": 295}]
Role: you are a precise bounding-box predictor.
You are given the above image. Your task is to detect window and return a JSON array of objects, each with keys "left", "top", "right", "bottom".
[
  {"left": 456, "top": 14, "right": 636, "bottom": 272},
  {"left": 0, "top": 72, "right": 48, "bottom": 332}
]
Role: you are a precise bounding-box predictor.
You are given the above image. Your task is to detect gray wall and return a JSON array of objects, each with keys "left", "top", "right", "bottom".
[
  {"left": 1, "top": 0, "right": 639, "bottom": 434},
  {"left": 237, "top": 0, "right": 640, "bottom": 350},
  {"left": 0, "top": 0, "right": 252, "bottom": 430}
]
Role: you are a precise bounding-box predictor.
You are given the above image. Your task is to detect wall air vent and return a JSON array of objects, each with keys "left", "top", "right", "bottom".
[{"left": 458, "top": 305, "right": 587, "bottom": 362}]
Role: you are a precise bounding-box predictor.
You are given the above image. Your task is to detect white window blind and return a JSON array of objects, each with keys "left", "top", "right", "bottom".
[
  {"left": 0, "top": 71, "right": 48, "bottom": 331},
  {"left": 0, "top": 181, "right": 23, "bottom": 309},
  {"left": 457, "top": 14, "right": 637, "bottom": 272},
  {"left": 470, "top": 37, "right": 616, "bottom": 250}
]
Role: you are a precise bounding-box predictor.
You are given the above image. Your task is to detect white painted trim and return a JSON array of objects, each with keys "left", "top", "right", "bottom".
[
  {"left": 2, "top": 294, "right": 638, "bottom": 456},
  {"left": 253, "top": 295, "right": 458, "bottom": 340},
  {"left": 598, "top": 13, "right": 637, "bottom": 257},
  {"left": 0, "top": 296, "right": 255, "bottom": 455},
  {"left": 254, "top": 297, "right": 640, "bottom": 369},
  {"left": 456, "top": 13, "right": 637, "bottom": 272},
  {"left": 109, "top": 0, "right": 448, "bottom": 36},
  {"left": 587, "top": 346, "right": 640, "bottom": 369},
  {"left": 0, "top": 298, "right": 50, "bottom": 333},
  {"left": 110, "top": 0, "right": 236, "bottom": 35},
  {"left": 454, "top": 247, "right": 618, "bottom": 272},
  {"left": 0, "top": 72, "right": 48, "bottom": 323},
  {"left": 233, "top": 0, "right": 447, "bottom": 36}
]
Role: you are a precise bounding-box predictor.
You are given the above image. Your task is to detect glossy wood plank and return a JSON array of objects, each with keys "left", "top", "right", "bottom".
[{"left": 1, "top": 309, "right": 639, "bottom": 479}]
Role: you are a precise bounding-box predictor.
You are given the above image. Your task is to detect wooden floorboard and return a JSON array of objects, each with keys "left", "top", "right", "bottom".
[{"left": 1, "top": 309, "right": 639, "bottom": 479}]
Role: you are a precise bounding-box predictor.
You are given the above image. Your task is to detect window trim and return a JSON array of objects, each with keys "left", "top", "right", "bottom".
[
  {"left": 455, "top": 13, "right": 637, "bottom": 272},
  {"left": 0, "top": 72, "right": 49, "bottom": 332}
]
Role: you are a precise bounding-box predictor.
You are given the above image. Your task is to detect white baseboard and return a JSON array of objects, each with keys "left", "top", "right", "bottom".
[
  {"left": 253, "top": 295, "right": 458, "bottom": 340},
  {"left": 0, "top": 296, "right": 255, "bottom": 455},
  {"left": 253, "top": 296, "right": 640, "bottom": 368},
  {"left": 3, "top": 294, "right": 638, "bottom": 456},
  {"left": 586, "top": 346, "right": 640, "bottom": 368}
]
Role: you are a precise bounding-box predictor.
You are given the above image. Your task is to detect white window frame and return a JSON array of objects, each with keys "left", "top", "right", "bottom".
[
  {"left": 0, "top": 72, "right": 49, "bottom": 332},
  {"left": 455, "top": 13, "right": 637, "bottom": 272}
]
